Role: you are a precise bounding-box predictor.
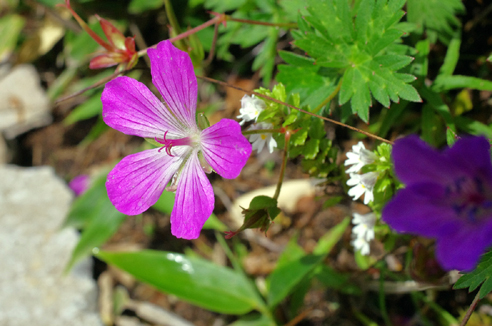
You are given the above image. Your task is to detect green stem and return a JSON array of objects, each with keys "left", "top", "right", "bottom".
[
  {"left": 313, "top": 78, "right": 343, "bottom": 113},
  {"left": 379, "top": 268, "right": 392, "bottom": 326},
  {"left": 273, "top": 131, "right": 291, "bottom": 200},
  {"left": 242, "top": 128, "right": 283, "bottom": 136}
]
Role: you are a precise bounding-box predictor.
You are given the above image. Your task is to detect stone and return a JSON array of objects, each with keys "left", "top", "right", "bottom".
[
  {"left": 0, "top": 165, "right": 103, "bottom": 326},
  {"left": 0, "top": 64, "right": 51, "bottom": 139}
]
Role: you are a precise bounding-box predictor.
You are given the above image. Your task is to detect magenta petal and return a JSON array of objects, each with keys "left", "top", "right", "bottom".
[
  {"left": 436, "top": 221, "right": 492, "bottom": 271},
  {"left": 106, "top": 148, "right": 185, "bottom": 215},
  {"left": 201, "top": 119, "right": 252, "bottom": 179},
  {"left": 171, "top": 152, "right": 215, "bottom": 239},
  {"left": 382, "top": 183, "right": 461, "bottom": 238},
  {"left": 147, "top": 41, "right": 198, "bottom": 130},
  {"left": 102, "top": 76, "right": 186, "bottom": 139},
  {"left": 392, "top": 135, "right": 462, "bottom": 185}
]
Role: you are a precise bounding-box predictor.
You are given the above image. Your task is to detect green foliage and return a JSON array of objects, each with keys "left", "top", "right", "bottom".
[
  {"left": 128, "top": 0, "right": 164, "bottom": 14},
  {"left": 288, "top": 0, "right": 421, "bottom": 122},
  {"left": 64, "top": 173, "right": 127, "bottom": 272},
  {"left": 267, "top": 218, "right": 350, "bottom": 308},
  {"left": 455, "top": 251, "right": 492, "bottom": 299},
  {"left": 406, "top": 0, "right": 465, "bottom": 44},
  {"left": 0, "top": 14, "right": 24, "bottom": 61},
  {"left": 64, "top": 91, "right": 103, "bottom": 125},
  {"left": 192, "top": 0, "right": 299, "bottom": 84},
  {"left": 97, "top": 250, "right": 262, "bottom": 314}
]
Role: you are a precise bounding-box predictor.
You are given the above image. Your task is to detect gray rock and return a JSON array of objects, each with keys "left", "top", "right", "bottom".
[
  {"left": 0, "top": 64, "right": 51, "bottom": 139},
  {"left": 0, "top": 165, "right": 103, "bottom": 326}
]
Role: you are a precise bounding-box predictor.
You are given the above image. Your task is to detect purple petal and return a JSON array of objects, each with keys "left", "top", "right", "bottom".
[
  {"left": 445, "top": 136, "right": 492, "bottom": 181},
  {"left": 106, "top": 148, "right": 186, "bottom": 215},
  {"left": 392, "top": 135, "right": 463, "bottom": 185},
  {"left": 69, "top": 174, "right": 90, "bottom": 196},
  {"left": 436, "top": 220, "right": 492, "bottom": 271},
  {"left": 382, "top": 183, "right": 461, "bottom": 238},
  {"left": 171, "top": 151, "right": 215, "bottom": 239},
  {"left": 148, "top": 41, "right": 198, "bottom": 131},
  {"left": 201, "top": 119, "right": 252, "bottom": 179},
  {"left": 102, "top": 76, "right": 186, "bottom": 138}
]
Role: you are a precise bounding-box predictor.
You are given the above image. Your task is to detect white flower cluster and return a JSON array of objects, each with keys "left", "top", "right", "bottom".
[
  {"left": 237, "top": 95, "right": 277, "bottom": 154},
  {"left": 351, "top": 212, "right": 376, "bottom": 255},
  {"left": 345, "top": 142, "right": 378, "bottom": 204}
]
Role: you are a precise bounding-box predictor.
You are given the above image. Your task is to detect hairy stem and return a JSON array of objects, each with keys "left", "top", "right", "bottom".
[
  {"left": 228, "top": 17, "right": 297, "bottom": 28},
  {"left": 137, "top": 15, "right": 223, "bottom": 56},
  {"left": 242, "top": 128, "right": 283, "bottom": 135},
  {"left": 460, "top": 292, "right": 481, "bottom": 326},
  {"left": 197, "top": 75, "right": 394, "bottom": 145}
]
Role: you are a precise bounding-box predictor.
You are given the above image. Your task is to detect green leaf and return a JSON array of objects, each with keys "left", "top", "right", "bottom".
[
  {"left": 96, "top": 250, "right": 260, "bottom": 314},
  {"left": 0, "top": 14, "right": 25, "bottom": 61},
  {"left": 293, "top": 0, "right": 420, "bottom": 122},
  {"left": 267, "top": 218, "right": 349, "bottom": 308},
  {"left": 420, "top": 85, "right": 456, "bottom": 134},
  {"left": 64, "top": 91, "right": 103, "bottom": 125},
  {"left": 303, "top": 138, "right": 320, "bottom": 159},
  {"left": 229, "top": 314, "right": 275, "bottom": 326},
  {"left": 433, "top": 75, "right": 492, "bottom": 92},
  {"left": 455, "top": 116, "right": 492, "bottom": 139},
  {"left": 438, "top": 37, "right": 461, "bottom": 77},
  {"left": 128, "top": 0, "right": 164, "bottom": 13},
  {"left": 455, "top": 251, "right": 492, "bottom": 299},
  {"left": 315, "top": 265, "right": 361, "bottom": 295},
  {"left": 65, "top": 174, "right": 127, "bottom": 272},
  {"left": 406, "top": 0, "right": 464, "bottom": 44}
]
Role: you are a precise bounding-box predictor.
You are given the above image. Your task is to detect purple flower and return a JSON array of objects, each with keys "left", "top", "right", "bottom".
[
  {"left": 101, "top": 40, "right": 252, "bottom": 239},
  {"left": 382, "top": 135, "right": 492, "bottom": 271},
  {"left": 69, "top": 174, "right": 90, "bottom": 196}
]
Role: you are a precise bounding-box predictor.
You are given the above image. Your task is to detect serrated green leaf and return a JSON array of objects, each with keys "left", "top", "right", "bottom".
[
  {"left": 303, "top": 139, "right": 320, "bottom": 159},
  {"left": 279, "top": 50, "right": 315, "bottom": 67},
  {"left": 374, "top": 55, "right": 414, "bottom": 70},
  {"left": 290, "top": 126, "right": 308, "bottom": 146},
  {"left": 294, "top": 0, "right": 419, "bottom": 120},
  {"left": 97, "top": 250, "right": 261, "bottom": 313},
  {"left": 407, "top": 0, "right": 464, "bottom": 44},
  {"left": 455, "top": 251, "right": 492, "bottom": 299}
]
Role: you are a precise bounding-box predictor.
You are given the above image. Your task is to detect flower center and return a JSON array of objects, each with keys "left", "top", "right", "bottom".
[
  {"left": 155, "top": 131, "right": 197, "bottom": 157},
  {"left": 447, "top": 176, "right": 492, "bottom": 223}
]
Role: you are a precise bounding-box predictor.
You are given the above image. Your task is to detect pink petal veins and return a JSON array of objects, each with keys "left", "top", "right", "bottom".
[
  {"left": 201, "top": 119, "right": 252, "bottom": 179},
  {"left": 147, "top": 41, "right": 198, "bottom": 131},
  {"left": 171, "top": 151, "right": 215, "bottom": 239},
  {"left": 102, "top": 76, "right": 187, "bottom": 139},
  {"left": 106, "top": 147, "right": 187, "bottom": 215}
]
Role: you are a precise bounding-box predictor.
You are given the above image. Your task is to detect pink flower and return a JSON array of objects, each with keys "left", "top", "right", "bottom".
[
  {"left": 101, "top": 40, "right": 252, "bottom": 239},
  {"left": 69, "top": 174, "right": 90, "bottom": 196}
]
